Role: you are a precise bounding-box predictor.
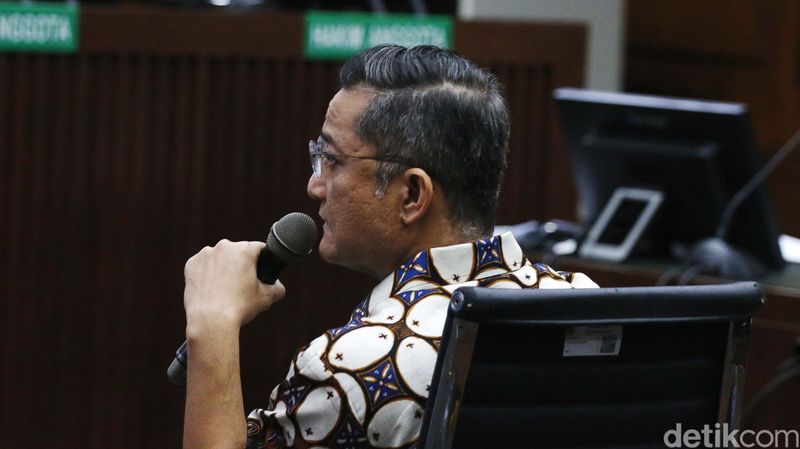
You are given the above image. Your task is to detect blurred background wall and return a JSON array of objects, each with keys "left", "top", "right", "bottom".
[
  {"left": 459, "top": 0, "right": 626, "bottom": 91},
  {"left": 1, "top": 0, "right": 798, "bottom": 447}
]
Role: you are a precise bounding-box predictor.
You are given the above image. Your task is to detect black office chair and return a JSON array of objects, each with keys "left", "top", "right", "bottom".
[{"left": 419, "top": 282, "right": 764, "bottom": 449}]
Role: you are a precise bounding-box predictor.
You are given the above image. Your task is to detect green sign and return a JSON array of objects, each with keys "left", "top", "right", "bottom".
[
  {"left": 0, "top": 2, "right": 78, "bottom": 53},
  {"left": 305, "top": 11, "right": 452, "bottom": 60}
]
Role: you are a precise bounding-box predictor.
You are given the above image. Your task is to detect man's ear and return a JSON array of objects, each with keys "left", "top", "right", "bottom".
[{"left": 400, "top": 168, "right": 434, "bottom": 226}]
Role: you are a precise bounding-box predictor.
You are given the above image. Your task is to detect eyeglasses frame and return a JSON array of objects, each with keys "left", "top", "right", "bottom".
[{"left": 308, "top": 137, "right": 412, "bottom": 178}]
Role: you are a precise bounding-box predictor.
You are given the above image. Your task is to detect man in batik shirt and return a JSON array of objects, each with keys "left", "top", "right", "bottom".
[
  {"left": 181, "top": 45, "right": 596, "bottom": 449},
  {"left": 246, "top": 233, "right": 595, "bottom": 448}
]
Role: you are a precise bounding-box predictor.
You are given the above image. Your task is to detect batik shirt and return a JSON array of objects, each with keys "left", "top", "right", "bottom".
[{"left": 246, "top": 232, "right": 597, "bottom": 449}]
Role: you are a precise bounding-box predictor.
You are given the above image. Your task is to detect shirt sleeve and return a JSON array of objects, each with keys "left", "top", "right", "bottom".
[
  {"left": 246, "top": 290, "right": 431, "bottom": 449},
  {"left": 564, "top": 271, "right": 600, "bottom": 288}
]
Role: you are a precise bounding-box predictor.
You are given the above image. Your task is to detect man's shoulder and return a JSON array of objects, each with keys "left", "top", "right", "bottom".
[{"left": 473, "top": 260, "right": 599, "bottom": 290}]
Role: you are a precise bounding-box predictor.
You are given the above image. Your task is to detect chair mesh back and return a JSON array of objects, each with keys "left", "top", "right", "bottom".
[{"left": 452, "top": 322, "right": 728, "bottom": 449}]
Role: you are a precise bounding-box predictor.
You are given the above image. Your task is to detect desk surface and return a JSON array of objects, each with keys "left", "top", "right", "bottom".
[{"left": 550, "top": 255, "right": 800, "bottom": 298}]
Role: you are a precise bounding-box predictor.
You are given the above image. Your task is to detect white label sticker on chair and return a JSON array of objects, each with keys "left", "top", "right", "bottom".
[{"left": 563, "top": 325, "right": 623, "bottom": 356}]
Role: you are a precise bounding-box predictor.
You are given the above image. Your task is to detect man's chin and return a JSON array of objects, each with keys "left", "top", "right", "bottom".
[
  {"left": 317, "top": 240, "right": 338, "bottom": 264},
  {"left": 318, "top": 241, "right": 359, "bottom": 271}
]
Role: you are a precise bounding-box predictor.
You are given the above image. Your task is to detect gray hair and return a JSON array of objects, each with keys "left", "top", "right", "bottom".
[{"left": 340, "top": 45, "right": 510, "bottom": 236}]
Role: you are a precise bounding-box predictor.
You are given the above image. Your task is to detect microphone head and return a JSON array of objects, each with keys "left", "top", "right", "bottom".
[{"left": 267, "top": 212, "right": 318, "bottom": 263}]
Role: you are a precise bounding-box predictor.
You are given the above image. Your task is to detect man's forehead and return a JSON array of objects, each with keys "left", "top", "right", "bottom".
[
  {"left": 325, "top": 88, "right": 374, "bottom": 124},
  {"left": 324, "top": 98, "right": 341, "bottom": 123}
]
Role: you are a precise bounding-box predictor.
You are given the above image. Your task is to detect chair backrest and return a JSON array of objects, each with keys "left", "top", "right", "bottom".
[{"left": 419, "top": 282, "right": 764, "bottom": 449}]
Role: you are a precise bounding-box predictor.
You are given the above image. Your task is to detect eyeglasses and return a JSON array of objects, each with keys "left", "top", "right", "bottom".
[{"left": 308, "top": 137, "right": 412, "bottom": 178}]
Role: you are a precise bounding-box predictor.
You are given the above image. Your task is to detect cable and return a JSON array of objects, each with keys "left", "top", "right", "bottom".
[
  {"left": 742, "top": 337, "right": 800, "bottom": 429},
  {"left": 677, "top": 263, "right": 712, "bottom": 285},
  {"left": 742, "top": 363, "right": 800, "bottom": 429},
  {"left": 716, "top": 126, "right": 800, "bottom": 239},
  {"left": 656, "top": 265, "right": 686, "bottom": 286}
]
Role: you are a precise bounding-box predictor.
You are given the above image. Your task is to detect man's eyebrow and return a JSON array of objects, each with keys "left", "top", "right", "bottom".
[{"left": 320, "top": 132, "right": 343, "bottom": 154}]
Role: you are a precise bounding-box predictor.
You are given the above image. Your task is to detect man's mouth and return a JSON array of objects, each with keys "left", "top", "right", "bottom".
[{"left": 318, "top": 213, "right": 328, "bottom": 232}]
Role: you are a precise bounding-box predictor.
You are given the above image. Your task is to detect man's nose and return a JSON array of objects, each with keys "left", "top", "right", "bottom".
[{"left": 307, "top": 173, "right": 325, "bottom": 201}]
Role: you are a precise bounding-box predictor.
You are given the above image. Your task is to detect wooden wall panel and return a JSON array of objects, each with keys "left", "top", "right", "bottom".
[
  {"left": 456, "top": 20, "right": 586, "bottom": 224},
  {"left": 626, "top": 0, "right": 800, "bottom": 237},
  {"left": 627, "top": 0, "right": 800, "bottom": 427},
  {"left": 0, "top": 8, "right": 585, "bottom": 448}
]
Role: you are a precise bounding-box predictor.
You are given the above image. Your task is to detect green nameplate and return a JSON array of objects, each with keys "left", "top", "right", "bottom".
[
  {"left": 305, "top": 11, "right": 452, "bottom": 60},
  {"left": 0, "top": 2, "right": 78, "bottom": 53}
]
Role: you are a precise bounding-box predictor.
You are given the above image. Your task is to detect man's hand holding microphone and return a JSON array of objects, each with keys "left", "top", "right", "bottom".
[{"left": 169, "top": 212, "right": 318, "bottom": 385}]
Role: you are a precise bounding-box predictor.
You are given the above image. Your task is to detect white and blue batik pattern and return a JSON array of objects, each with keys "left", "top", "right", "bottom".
[{"left": 246, "top": 232, "right": 597, "bottom": 449}]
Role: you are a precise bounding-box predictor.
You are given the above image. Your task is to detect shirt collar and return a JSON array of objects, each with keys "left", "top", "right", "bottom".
[{"left": 384, "top": 231, "right": 526, "bottom": 295}]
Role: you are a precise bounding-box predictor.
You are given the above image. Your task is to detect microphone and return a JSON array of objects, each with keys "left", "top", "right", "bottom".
[
  {"left": 685, "top": 126, "right": 800, "bottom": 280},
  {"left": 167, "top": 212, "right": 318, "bottom": 385}
]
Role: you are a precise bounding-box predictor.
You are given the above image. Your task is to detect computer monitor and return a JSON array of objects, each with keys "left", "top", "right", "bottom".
[{"left": 554, "top": 88, "right": 785, "bottom": 270}]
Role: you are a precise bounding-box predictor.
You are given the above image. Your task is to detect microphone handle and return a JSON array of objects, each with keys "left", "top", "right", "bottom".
[
  {"left": 168, "top": 341, "right": 189, "bottom": 385},
  {"left": 256, "top": 247, "right": 287, "bottom": 284},
  {"left": 167, "top": 246, "right": 283, "bottom": 386}
]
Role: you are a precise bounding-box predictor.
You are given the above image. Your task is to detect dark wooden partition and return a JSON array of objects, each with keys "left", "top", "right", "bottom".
[
  {"left": 626, "top": 0, "right": 800, "bottom": 237},
  {"left": 0, "top": 6, "right": 585, "bottom": 448},
  {"left": 625, "top": 0, "right": 800, "bottom": 429}
]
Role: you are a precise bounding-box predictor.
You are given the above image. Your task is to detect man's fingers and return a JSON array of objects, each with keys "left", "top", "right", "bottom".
[
  {"left": 213, "top": 239, "right": 266, "bottom": 255},
  {"left": 266, "top": 279, "right": 285, "bottom": 294},
  {"left": 246, "top": 240, "right": 267, "bottom": 255},
  {"left": 184, "top": 239, "right": 271, "bottom": 280},
  {"left": 258, "top": 279, "right": 286, "bottom": 308}
]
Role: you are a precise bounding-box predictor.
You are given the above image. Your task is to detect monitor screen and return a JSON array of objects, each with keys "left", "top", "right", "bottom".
[{"left": 555, "top": 88, "right": 784, "bottom": 270}]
